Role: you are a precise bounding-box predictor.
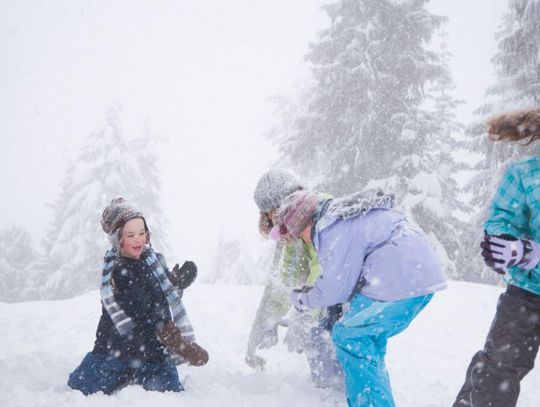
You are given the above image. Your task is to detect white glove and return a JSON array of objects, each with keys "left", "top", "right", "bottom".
[
  {"left": 245, "top": 318, "right": 277, "bottom": 371},
  {"left": 258, "top": 318, "right": 279, "bottom": 349},
  {"left": 245, "top": 353, "right": 267, "bottom": 371},
  {"left": 282, "top": 308, "right": 314, "bottom": 354}
]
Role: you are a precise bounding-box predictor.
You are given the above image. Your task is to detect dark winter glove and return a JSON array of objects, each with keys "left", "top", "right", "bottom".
[
  {"left": 480, "top": 234, "right": 540, "bottom": 273},
  {"left": 158, "top": 321, "right": 209, "bottom": 366},
  {"left": 169, "top": 261, "right": 198, "bottom": 290},
  {"left": 319, "top": 304, "right": 343, "bottom": 332}
]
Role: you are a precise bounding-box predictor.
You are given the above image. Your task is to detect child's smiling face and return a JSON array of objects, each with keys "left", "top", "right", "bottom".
[{"left": 120, "top": 218, "right": 146, "bottom": 259}]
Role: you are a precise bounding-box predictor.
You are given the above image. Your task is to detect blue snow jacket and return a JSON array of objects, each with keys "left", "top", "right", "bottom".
[
  {"left": 484, "top": 156, "right": 540, "bottom": 295},
  {"left": 93, "top": 250, "right": 173, "bottom": 364}
]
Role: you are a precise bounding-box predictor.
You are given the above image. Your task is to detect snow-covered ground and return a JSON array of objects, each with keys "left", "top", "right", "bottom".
[{"left": 1, "top": 281, "right": 539, "bottom": 407}]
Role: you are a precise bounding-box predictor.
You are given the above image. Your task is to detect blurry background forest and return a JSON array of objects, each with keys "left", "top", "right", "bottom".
[{"left": 1, "top": 0, "right": 540, "bottom": 302}]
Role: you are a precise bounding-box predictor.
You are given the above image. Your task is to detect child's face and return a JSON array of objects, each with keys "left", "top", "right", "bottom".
[{"left": 120, "top": 218, "right": 146, "bottom": 259}]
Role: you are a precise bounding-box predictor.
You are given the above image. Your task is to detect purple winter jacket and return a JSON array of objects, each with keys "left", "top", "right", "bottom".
[{"left": 298, "top": 207, "right": 446, "bottom": 309}]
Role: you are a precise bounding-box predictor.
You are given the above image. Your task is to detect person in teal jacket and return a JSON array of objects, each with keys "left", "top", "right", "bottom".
[
  {"left": 245, "top": 170, "right": 343, "bottom": 390},
  {"left": 453, "top": 109, "right": 540, "bottom": 407}
]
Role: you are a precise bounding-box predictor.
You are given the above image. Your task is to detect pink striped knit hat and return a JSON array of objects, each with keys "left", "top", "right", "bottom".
[{"left": 276, "top": 190, "right": 320, "bottom": 238}]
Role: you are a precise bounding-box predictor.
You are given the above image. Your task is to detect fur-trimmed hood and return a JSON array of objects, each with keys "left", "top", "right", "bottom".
[{"left": 316, "top": 189, "right": 395, "bottom": 232}]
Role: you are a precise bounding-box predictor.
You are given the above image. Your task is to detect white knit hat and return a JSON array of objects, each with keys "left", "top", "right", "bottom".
[{"left": 253, "top": 170, "right": 304, "bottom": 212}]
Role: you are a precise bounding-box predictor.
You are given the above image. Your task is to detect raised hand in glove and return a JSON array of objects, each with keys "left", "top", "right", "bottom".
[
  {"left": 158, "top": 321, "right": 208, "bottom": 366},
  {"left": 481, "top": 233, "right": 540, "bottom": 273},
  {"left": 169, "top": 261, "right": 198, "bottom": 290}
]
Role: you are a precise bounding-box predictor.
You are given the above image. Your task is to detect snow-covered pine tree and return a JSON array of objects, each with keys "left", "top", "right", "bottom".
[
  {"left": 420, "top": 29, "right": 471, "bottom": 280},
  {"left": 468, "top": 0, "right": 540, "bottom": 188},
  {"left": 25, "top": 109, "right": 167, "bottom": 300},
  {"left": 0, "top": 226, "right": 35, "bottom": 302},
  {"left": 274, "top": 0, "right": 443, "bottom": 189},
  {"left": 131, "top": 125, "right": 170, "bottom": 256},
  {"left": 272, "top": 0, "right": 465, "bottom": 277},
  {"left": 461, "top": 0, "right": 540, "bottom": 284}
]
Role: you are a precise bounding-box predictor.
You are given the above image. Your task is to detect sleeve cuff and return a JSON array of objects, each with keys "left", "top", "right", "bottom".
[{"left": 290, "top": 290, "right": 310, "bottom": 311}]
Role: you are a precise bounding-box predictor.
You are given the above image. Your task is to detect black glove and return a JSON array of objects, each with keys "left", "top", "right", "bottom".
[
  {"left": 170, "top": 261, "right": 198, "bottom": 289},
  {"left": 319, "top": 304, "right": 343, "bottom": 332}
]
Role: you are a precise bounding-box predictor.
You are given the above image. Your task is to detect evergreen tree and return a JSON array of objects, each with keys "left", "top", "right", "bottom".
[
  {"left": 272, "top": 0, "right": 465, "bottom": 277},
  {"left": 25, "top": 109, "right": 167, "bottom": 300},
  {"left": 0, "top": 226, "right": 35, "bottom": 302},
  {"left": 132, "top": 125, "right": 170, "bottom": 255},
  {"left": 420, "top": 29, "right": 471, "bottom": 279},
  {"left": 274, "top": 0, "right": 444, "bottom": 190},
  {"left": 462, "top": 0, "right": 540, "bottom": 284}
]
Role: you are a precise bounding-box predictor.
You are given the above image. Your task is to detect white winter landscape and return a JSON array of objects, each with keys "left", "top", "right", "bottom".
[
  {"left": 1, "top": 281, "right": 539, "bottom": 407},
  {"left": 3, "top": 0, "right": 540, "bottom": 406}
]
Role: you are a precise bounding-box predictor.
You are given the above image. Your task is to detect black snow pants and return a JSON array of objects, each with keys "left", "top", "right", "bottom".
[{"left": 453, "top": 284, "right": 540, "bottom": 407}]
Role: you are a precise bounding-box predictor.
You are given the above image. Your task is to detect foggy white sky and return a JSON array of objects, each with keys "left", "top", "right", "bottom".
[{"left": 0, "top": 0, "right": 508, "bottom": 268}]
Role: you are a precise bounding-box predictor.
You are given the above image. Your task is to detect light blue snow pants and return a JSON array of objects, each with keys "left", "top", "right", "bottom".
[{"left": 331, "top": 293, "right": 433, "bottom": 407}]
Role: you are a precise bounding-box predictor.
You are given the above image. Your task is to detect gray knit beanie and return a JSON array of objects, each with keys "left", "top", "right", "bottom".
[{"left": 253, "top": 170, "right": 304, "bottom": 213}]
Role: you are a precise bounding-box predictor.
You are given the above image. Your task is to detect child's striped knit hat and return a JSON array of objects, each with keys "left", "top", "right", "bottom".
[{"left": 101, "top": 197, "right": 145, "bottom": 234}]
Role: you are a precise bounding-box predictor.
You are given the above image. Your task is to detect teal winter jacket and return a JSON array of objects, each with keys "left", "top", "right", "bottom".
[{"left": 485, "top": 156, "right": 540, "bottom": 295}]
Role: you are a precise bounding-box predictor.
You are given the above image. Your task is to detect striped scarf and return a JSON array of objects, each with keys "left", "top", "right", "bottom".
[{"left": 100, "top": 246, "right": 195, "bottom": 364}]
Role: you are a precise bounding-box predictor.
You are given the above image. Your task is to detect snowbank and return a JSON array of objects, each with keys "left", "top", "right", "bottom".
[{"left": 1, "top": 281, "right": 538, "bottom": 406}]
